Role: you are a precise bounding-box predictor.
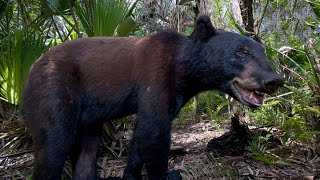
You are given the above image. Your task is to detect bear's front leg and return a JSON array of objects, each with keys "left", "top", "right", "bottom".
[
  {"left": 123, "top": 87, "right": 180, "bottom": 180},
  {"left": 123, "top": 113, "right": 172, "bottom": 180}
]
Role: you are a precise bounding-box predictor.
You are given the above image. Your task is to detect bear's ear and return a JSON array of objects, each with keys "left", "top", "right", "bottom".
[{"left": 190, "top": 15, "right": 217, "bottom": 41}]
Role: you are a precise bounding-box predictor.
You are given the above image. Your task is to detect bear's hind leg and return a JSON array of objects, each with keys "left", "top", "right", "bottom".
[
  {"left": 70, "top": 120, "right": 103, "bottom": 180},
  {"left": 31, "top": 110, "right": 77, "bottom": 180}
]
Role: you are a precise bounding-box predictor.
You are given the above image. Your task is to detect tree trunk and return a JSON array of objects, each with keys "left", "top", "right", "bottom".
[
  {"left": 238, "top": 0, "right": 254, "bottom": 33},
  {"left": 194, "top": 0, "right": 212, "bottom": 18}
]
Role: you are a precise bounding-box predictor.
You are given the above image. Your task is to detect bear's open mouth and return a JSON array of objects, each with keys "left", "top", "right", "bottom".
[{"left": 232, "top": 81, "right": 265, "bottom": 107}]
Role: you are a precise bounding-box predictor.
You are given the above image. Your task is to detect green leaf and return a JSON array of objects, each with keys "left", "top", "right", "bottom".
[
  {"left": 0, "top": 29, "right": 49, "bottom": 105},
  {"left": 74, "top": 0, "right": 138, "bottom": 37},
  {"left": 117, "top": 16, "right": 137, "bottom": 37},
  {"left": 74, "top": 1, "right": 94, "bottom": 36}
]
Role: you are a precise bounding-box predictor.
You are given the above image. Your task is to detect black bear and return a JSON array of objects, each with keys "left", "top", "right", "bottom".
[{"left": 21, "top": 15, "right": 284, "bottom": 180}]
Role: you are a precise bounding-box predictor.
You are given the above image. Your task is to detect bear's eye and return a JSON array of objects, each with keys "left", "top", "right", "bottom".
[{"left": 236, "top": 49, "right": 252, "bottom": 57}]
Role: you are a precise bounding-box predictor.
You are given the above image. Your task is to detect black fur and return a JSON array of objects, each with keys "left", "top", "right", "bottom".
[{"left": 21, "top": 15, "right": 284, "bottom": 180}]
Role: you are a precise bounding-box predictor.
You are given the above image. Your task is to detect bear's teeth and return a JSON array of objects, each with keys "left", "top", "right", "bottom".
[
  {"left": 249, "top": 92, "right": 254, "bottom": 99},
  {"left": 255, "top": 91, "right": 263, "bottom": 95}
]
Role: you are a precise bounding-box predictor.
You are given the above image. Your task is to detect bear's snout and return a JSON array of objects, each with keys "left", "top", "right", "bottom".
[{"left": 263, "top": 75, "right": 285, "bottom": 94}]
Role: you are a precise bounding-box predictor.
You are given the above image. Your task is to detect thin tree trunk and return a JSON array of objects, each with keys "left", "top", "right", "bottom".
[
  {"left": 192, "top": 0, "right": 212, "bottom": 121},
  {"left": 239, "top": 0, "right": 263, "bottom": 43},
  {"left": 238, "top": 0, "right": 254, "bottom": 33},
  {"left": 68, "top": 0, "right": 82, "bottom": 38}
]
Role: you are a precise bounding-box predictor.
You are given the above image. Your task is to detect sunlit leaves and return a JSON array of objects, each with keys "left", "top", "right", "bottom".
[
  {"left": 74, "top": 0, "right": 138, "bottom": 37},
  {"left": 0, "top": 30, "right": 49, "bottom": 105}
]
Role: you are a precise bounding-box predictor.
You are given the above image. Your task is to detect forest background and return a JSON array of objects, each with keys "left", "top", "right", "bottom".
[{"left": 0, "top": 0, "right": 319, "bottom": 179}]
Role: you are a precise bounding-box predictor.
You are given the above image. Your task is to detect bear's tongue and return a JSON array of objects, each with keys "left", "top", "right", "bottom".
[{"left": 240, "top": 88, "right": 264, "bottom": 107}]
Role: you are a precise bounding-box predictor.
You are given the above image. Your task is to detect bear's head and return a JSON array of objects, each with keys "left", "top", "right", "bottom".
[{"left": 190, "top": 16, "right": 284, "bottom": 107}]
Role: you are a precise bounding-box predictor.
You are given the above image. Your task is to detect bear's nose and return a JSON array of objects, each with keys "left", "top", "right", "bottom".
[{"left": 264, "top": 75, "right": 285, "bottom": 94}]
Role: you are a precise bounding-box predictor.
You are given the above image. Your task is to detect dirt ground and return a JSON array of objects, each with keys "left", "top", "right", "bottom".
[
  {"left": 99, "top": 119, "right": 320, "bottom": 179},
  {"left": 1, "top": 119, "right": 320, "bottom": 179}
]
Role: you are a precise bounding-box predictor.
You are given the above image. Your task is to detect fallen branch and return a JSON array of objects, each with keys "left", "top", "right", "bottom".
[{"left": 264, "top": 92, "right": 293, "bottom": 102}]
